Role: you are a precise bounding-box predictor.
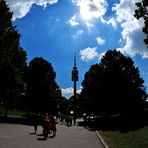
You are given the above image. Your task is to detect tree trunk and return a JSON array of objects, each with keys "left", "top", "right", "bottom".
[{"left": 4, "top": 103, "right": 8, "bottom": 117}]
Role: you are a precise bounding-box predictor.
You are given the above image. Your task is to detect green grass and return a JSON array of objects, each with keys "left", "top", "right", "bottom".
[
  {"left": 99, "top": 126, "right": 148, "bottom": 148},
  {"left": 0, "top": 106, "right": 5, "bottom": 115},
  {"left": 7, "top": 109, "right": 26, "bottom": 117},
  {"left": 0, "top": 106, "right": 26, "bottom": 117}
]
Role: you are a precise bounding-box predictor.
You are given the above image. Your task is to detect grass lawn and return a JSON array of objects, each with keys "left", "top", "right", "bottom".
[
  {"left": 0, "top": 106, "right": 26, "bottom": 117},
  {"left": 7, "top": 109, "right": 26, "bottom": 117},
  {"left": 99, "top": 126, "right": 148, "bottom": 148}
]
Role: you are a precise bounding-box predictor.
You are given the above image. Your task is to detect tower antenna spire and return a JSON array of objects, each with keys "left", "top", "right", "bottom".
[{"left": 74, "top": 51, "right": 76, "bottom": 67}]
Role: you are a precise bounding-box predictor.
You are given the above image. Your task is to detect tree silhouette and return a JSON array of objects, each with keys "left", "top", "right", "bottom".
[
  {"left": 26, "top": 57, "right": 62, "bottom": 114},
  {"left": 58, "top": 96, "right": 69, "bottom": 115},
  {"left": 0, "top": 0, "right": 27, "bottom": 116},
  {"left": 68, "top": 94, "right": 81, "bottom": 115},
  {"left": 81, "top": 50, "right": 147, "bottom": 117},
  {"left": 134, "top": 0, "right": 148, "bottom": 47}
]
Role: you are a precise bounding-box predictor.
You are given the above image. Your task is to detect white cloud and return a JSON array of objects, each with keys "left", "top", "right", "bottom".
[
  {"left": 77, "top": 88, "right": 82, "bottom": 94},
  {"left": 61, "top": 87, "right": 73, "bottom": 99},
  {"left": 112, "top": 0, "right": 148, "bottom": 58},
  {"left": 72, "top": 0, "right": 108, "bottom": 27},
  {"left": 80, "top": 47, "right": 98, "bottom": 61},
  {"left": 67, "top": 15, "right": 79, "bottom": 27},
  {"left": 96, "top": 36, "right": 106, "bottom": 45},
  {"left": 85, "top": 22, "right": 94, "bottom": 28},
  {"left": 106, "top": 18, "right": 117, "bottom": 28},
  {"left": 79, "top": 47, "right": 106, "bottom": 61},
  {"left": 6, "top": 0, "right": 58, "bottom": 20},
  {"left": 61, "top": 87, "right": 81, "bottom": 99},
  {"left": 101, "top": 17, "right": 117, "bottom": 28},
  {"left": 72, "top": 30, "right": 84, "bottom": 38},
  {"left": 98, "top": 51, "right": 105, "bottom": 60}
]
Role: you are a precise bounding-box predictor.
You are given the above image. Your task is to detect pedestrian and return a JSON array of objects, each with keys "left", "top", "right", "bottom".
[
  {"left": 73, "top": 114, "right": 77, "bottom": 126},
  {"left": 32, "top": 114, "right": 38, "bottom": 134},
  {"left": 60, "top": 115, "right": 64, "bottom": 124},
  {"left": 50, "top": 116, "right": 57, "bottom": 137},
  {"left": 66, "top": 115, "right": 72, "bottom": 127},
  {"left": 42, "top": 113, "right": 50, "bottom": 139}
]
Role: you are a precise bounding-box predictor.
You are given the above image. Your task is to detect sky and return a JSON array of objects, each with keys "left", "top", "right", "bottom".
[{"left": 6, "top": 0, "right": 148, "bottom": 99}]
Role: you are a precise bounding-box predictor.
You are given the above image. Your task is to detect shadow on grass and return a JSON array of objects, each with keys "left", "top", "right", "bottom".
[{"left": 77, "top": 110, "right": 148, "bottom": 133}]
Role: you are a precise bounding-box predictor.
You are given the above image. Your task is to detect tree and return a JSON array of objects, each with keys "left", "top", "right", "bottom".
[
  {"left": 26, "top": 57, "right": 62, "bottom": 114},
  {"left": 58, "top": 97, "right": 69, "bottom": 115},
  {"left": 0, "top": 0, "right": 27, "bottom": 116},
  {"left": 134, "top": 0, "right": 148, "bottom": 47},
  {"left": 68, "top": 94, "right": 79, "bottom": 113},
  {"left": 81, "top": 50, "right": 147, "bottom": 116}
]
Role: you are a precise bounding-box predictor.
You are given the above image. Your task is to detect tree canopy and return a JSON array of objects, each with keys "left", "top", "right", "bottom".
[
  {"left": 26, "top": 57, "right": 62, "bottom": 114},
  {"left": 134, "top": 0, "right": 148, "bottom": 47},
  {"left": 80, "top": 50, "right": 147, "bottom": 116},
  {"left": 0, "top": 0, "right": 27, "bottom": 116}
]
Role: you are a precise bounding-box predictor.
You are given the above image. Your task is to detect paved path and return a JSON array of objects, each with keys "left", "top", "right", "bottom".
[{"left": 0, "top": 121, "right": 105, "bottom": 148}]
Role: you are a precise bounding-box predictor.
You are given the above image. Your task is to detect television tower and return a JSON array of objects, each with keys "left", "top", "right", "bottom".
[{"left": 72, "top": 53, "right": 78, "bottom": 100}]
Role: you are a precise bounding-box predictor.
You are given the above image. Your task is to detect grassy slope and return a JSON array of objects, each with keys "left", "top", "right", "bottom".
[{"left": 99, "top": 126, "right": 148, "bottom": 148}]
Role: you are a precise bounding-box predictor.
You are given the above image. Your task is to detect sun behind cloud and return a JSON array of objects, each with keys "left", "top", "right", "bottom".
[{"left": 73, "top": 0, "right": 108, "bottom": 23}]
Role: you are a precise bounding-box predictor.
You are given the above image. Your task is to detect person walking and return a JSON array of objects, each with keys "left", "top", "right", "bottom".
[
  {"left": 42, "top": 113, "right": 50, "bottom": 139},
  {"left": 50, "top": 116, "right": 57, "bottom": 137},
  {"left": 73, "top": 114, "right": 77, "bottom": 126},
  {"left": 32, "top": 114, "right": 38, "bottom": 134}
]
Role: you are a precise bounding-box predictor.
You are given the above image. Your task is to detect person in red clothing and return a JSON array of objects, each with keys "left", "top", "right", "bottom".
[{"left": 42, "top": 113, "right": 51, "bottom": 139}]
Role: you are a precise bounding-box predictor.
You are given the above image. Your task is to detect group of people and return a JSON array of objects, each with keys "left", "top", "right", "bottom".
[
  {"left": 42, "top": 113, "right": 57, "bottom": 138},
  {"left": 31, "top": 113, "right": 77, "bottom": 139},
  {"left": 31, "top": 113, "right": 57, "bottom": 139},
  {"left": 59, "top": 114, "right": 77, "bottom": 127}
]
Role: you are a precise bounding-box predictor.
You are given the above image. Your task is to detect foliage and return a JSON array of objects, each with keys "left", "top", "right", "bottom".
[
  {"left": 0, "top": 0, "right": 27, "bottom": 116},
  {"left": 26, "top": 57, "right": 62, "bottom": 114},
  {"left": 58, "top": 97, "right": 69, "bottom": 115},
  {"left": 80, "top": 50, "right": 147, "bottom": 116},
  {"left": 134, "top": 0, "right": 148, "bottom": 47},
  {"left": 68, "top": 94, "right": 81, "bottom": 115}
]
